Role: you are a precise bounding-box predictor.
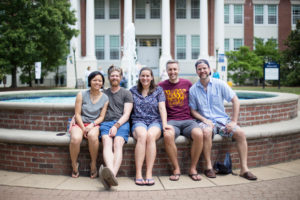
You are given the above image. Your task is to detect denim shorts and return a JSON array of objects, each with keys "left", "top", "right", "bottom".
[
  {"left": 131, "top": 122, "right": 162, "bottom": 133},
  {"left": 99, "top": 121, "right": 130, "bottom": 143}
]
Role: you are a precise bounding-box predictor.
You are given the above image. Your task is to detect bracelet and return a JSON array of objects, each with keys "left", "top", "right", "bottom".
[
  {"left": 113, "top": 122, "right": 121, "bottom": 129},
  {"left": 92, "top": 121, "right": 97, "bottom": 126}
]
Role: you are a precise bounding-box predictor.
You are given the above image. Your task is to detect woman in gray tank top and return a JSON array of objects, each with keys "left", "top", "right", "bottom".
[{"left": 69, "top": 71, "right": 109, "bottom": 179}]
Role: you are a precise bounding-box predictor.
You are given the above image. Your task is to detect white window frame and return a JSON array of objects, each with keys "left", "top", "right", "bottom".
[
  {"left": 224, "top": 4, "right": 230, "bottom": 24},
  {"left": 191, "top": 0, "right": 200, "bottom": 19},
  {"left": 233, "top": 39, "right": 243, "bottom": 51},
  {"left": 109, "top": 35, "right": 120, "bottom": 60},
  {"left": 135, "top": 0, "right": 146, "bottom": 19},
  {"left": 268, "top": 5, "right": 277, "bottom": 24},
  {"left": 176, "top": 35, "right": 186, "bottom": 60},
  {"left": 95, "top": 36, "right": 105, "bottom": 60},
  {"left": 224, "top": 39, "right": 230, "bottom": 52},
  {"left": 233, "top": 4, "right": 243, "bottom": 24},
  {"left": 109, "top": 0, "right": 119, "bottom": 19},
  {"left": 292, "top": 5, "right": 300, "bottom": 25},
  {"left": 150, "top": 0, "right": 160, "bottom": 19},
  {"left": 95, "top": 0, "right": 105, "bottom": 19},
  {"left": 176, "top": 0, "right": 186, "bottom": 19},
  {"left": 191, "top": 35, "right": 200, "bottom": 59},
  {"left": 254, "top": 5, "right": 264, "bottom": 24}
]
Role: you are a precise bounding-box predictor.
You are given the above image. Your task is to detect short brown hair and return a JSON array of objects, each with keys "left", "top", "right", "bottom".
[
  {"left": 166, "top": 60, "right": 179, "bottom": 69},
  {"left": 107, "top": 65, "right": 123, "bottom": 77}
]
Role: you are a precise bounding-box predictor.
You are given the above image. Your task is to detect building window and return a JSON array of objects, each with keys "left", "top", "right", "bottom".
[
  {"left": 176, "top": 35, "right": 186, "bottom": 59},
  {"left": 268, "top": 5, "right": 277, "bottom": 24},
  {"left": 135, "top": 0, "right": 146, "bottom": 19},
  {"left": 109, "top": 0, "right": 119, "bottom": 19},
  {"left": 224, "top": 4, "right": 229, "bottom": 24},
  {"left": 292, "top": 5, "right": 300, "bottom": 25},
  {"left": 224, "top": 39, "right": 230, "bottom": 52},
  {"left": 176, "top": 0, "right": 186, "bottom": 19},
  {"left": 95, "top": 0, "right": 105, "bottom": 19},
  {"left": 254, "top": 5, "right": 263, "bottom": 24},
  {"left": 191, "top": 35, "right": 200, "bottom": 59},
  {"left": 234, "top": 5, "right": 243, "bottom": 24},
  {"left": 233, "top": 39, "right": 243, "bottom": 51},
  {"left": 95, "top": 36, "right": 105, "bottom": 60},
  {"left": 150, "top": 0, "right": 160, "bottom": 19},
  {"left": 110, "top": 36, "right": 119, "bottom": 60},
  {"left": 191, "top": 0, "right": 200, "bottom": 19}
]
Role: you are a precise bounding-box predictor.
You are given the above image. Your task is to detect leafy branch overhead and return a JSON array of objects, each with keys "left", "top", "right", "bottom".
[{"left": 0, "top": 0, "right": 78, "bottom": 88}]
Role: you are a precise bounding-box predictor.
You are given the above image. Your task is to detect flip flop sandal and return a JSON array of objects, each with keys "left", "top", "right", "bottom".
[
  {"left": 99, "top": 165, "right": 111, "bottom": 190},
  {"left": 188, "top": 174, "right": 202, "bottom": 181},
  {"left": 145, "top": 178, "right": 155, "bottom": 186},
  {"left": 169, "top": 174, "right": 181, "bottom": 181},
  {"left": 101, "top": 167, "right": 118, "bottom": 186},
  {"left": 90, "top": 163, "right": 98, "bottom": 179},
  {"left": 134, "top": 178, "right": 145, "bottom": 186},
  {"left": 90, "top": 170, "right": 98, "bottom": 179},
  {"left": 71, "top": 162, "right": 79, "bottom": 178}
]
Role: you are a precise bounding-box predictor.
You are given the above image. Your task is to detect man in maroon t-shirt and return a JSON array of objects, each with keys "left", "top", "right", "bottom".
[{"left": 159, "top": 60, "right": 203, "bottom": 181}]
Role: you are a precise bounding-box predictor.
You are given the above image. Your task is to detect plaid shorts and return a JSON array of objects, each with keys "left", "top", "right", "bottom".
[{"left": 198, "top": 121, "right": 239, "bottom": 139}]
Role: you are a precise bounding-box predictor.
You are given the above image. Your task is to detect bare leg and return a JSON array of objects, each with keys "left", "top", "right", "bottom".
[
  {"left": 232, "top": 128, "right": 249, "bottom": 174},
  {"left": 87, "top": 127, "right": 100, "bottom": 175},
  {"left": 102, "top": 135, "right": 114, "bottom": 171},
  {"left": 69, "top": 126, "right": 83, "bottom": 172},
  {"left": 202, "top": 127, "right": 213, "bottom": 170},
  {"left": 112, "top": 136, "right": 125, "bottom": 176},
  {"left": 145, "top": 127, "right": 161, "bottom": 180},
  {"left": 133, "top": 127, "right": 147, "bottom": 180},
  {"left": 190, "top": 127, "right": 203, "bottom": 176},
  {"left": 164, "top": 127, "right": 181, "bottom": 176}
]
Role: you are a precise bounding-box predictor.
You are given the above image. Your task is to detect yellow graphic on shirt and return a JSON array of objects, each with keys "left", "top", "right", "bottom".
[{"left": 164, "top": 89, "right": 187, "bottom": 107}]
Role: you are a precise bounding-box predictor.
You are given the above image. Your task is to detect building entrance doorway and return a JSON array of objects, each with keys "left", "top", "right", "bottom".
[{"left": 136, "top": 38, "right": 161, "bottom": 75}]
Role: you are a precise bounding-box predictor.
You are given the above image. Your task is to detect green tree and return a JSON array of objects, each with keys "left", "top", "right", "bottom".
[
  {"left": 226, "top": 46, "right": 263, "bottom": 86},
  {"left": 281, "top": 21, "right": 300, "bottom": 86},
  {"left": 254, "top": 37, "right": 281, "bottom": 63},
  {"left": 0, "top": 0, "right": 78, "bottom": 88}
]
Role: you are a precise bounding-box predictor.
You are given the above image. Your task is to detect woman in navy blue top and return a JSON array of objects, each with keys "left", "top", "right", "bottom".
[{"left": 130, "top": 67, "right": 172, "bottom": 186}]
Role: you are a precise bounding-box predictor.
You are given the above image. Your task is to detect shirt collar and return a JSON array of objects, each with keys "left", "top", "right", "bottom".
[{"left": 196, "top": 77, "right": 213, "bottom": 89}]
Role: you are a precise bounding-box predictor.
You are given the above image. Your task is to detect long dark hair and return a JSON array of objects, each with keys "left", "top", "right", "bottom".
[
  {"left": 88, "top": 71, "right": 105, "bottom": 89},
  {"left": 137, "top": 67, "right": 157, "bottom": 95}
]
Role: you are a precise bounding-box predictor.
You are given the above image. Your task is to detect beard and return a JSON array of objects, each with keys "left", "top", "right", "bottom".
[{"left": 110, "top": 79, "right": 120, "bottom": 87}]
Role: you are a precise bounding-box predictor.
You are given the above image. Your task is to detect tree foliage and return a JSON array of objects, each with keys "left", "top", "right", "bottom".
[
  {"left": 281, "top": 21, "right": 300, "bottom": 86},
  {"left": 226, "top": 46, "right": 263, "bottom": 86},
  {"left": 0, "top": 0, "right": 78, "bottom": 87},
  {"left": 253, "top": 37, "right": 281, "bottom": 63}
]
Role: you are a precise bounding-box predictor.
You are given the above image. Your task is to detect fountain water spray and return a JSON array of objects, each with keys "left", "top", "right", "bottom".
[{"left": 121, "top": 22, "right": 137, "bottom": 89}]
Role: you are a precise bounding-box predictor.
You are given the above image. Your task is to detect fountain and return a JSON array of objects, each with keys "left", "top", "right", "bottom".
[{"left": 121, "top": 22, "right": 138, "bottom": 89}]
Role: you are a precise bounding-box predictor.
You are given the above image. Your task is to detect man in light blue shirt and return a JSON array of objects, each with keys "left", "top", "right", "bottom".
[{"left": 189, "top": 59, "right": 257, "bottom": 181}]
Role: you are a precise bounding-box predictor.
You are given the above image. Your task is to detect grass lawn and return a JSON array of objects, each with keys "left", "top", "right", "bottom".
[{"left": 233, "top": 86, "right": 300, "bottom": 95}]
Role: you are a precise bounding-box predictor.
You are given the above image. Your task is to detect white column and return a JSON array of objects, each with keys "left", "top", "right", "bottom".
[
  {"left": 215, "top": 0, "right": 224, "bottom": 54},
  {"left": 214, "top": 0, "right": 227, "bottom": 82},
  {"left": 68, "top": 0, "right": 80, "bottom": 88},
  {"left": 86, "top": 0, "right": 96, "bottom": 59},
  {"left": 121, "top": 0, "right": 135, "bottom": 88},
  {"left": 159, "top": 0, "right": 172, "bottom": 77},
  {"left": 124, "top": 0, "right": 132, "bottom": 27},
  {"left": 70, "top": 0, "right": 80, "bottom": 57},
  {"left": 199, "top": 0, "right": 208, "bottom": 58}
]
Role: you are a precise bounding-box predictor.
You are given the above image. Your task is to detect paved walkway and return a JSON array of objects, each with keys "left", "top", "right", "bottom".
[{"left": 1, "top": 159, "right": 300, "bottom": 200}]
